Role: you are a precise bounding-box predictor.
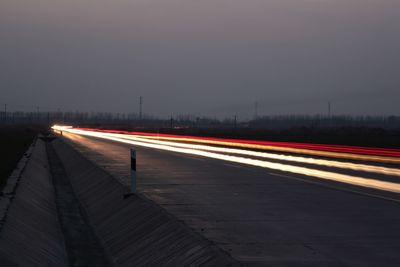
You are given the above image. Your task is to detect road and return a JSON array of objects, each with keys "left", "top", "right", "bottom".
[{"left": 59, "top": 130, "right": 400, "bottom": 266}]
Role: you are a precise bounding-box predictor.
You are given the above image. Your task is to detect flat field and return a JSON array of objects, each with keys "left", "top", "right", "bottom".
[{"left": 0, "top": 127, "right": 36, "bottom": 189}]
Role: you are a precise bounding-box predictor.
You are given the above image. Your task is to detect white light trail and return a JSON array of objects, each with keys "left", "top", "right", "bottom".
[
  {"left": 52, "top": 125, "right": 400, "bottom": 194},
  {"left": 126, "top": 133, "right": 400, "bottom": 164},
  {"left": 107, "top": 132, "right": 400, "bottom": 177}
]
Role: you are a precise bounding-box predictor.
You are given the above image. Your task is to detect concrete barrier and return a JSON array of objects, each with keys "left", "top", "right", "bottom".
[
  {"left": 0, "top": 140, "right": 69, "bottom": 267},
  {"left": 52, "top": 139, "right": 238, "bottom": 267}
]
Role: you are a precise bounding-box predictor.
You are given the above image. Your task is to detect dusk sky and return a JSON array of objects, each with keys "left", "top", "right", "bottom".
[{"left": 1, "top": 0, "right": 399, "bottom": 118}]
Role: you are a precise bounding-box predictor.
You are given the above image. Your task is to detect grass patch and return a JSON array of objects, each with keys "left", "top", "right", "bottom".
[{"left": 0, "top": 127, "right": 36, "bottom": 190}]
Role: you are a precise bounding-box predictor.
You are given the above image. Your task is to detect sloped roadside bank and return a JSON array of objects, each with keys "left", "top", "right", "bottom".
[
  {"left": 46, "top": 143, "right": 111, "bottom": 267},
  {"left": 51, "top": 138, "right": 238, "bottom": 266},
  {"left": 0, "top": 139, "right": 69, "bottom": 267}
]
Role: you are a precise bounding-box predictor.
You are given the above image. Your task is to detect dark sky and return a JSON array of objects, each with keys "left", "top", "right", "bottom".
[{"left": 1, "top": 0, "right": 399, "bottom": 118}]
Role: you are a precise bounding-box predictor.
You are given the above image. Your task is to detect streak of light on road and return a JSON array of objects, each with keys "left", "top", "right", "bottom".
[
  {"left": 97, "top": 130, "right": 400, "bottom": 164},
  {"left": 52, "top": 125, "right": 400, "bottom": 193},
  {"left": 104, "top": 132, "right": 400, "bottom": 177},
  {"left": 77, "top": 128, "right": 400, "bottom": 157}
]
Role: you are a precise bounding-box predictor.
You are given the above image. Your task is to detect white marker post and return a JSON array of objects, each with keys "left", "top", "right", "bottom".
[{"left": 130, "top": 149, "right": 136, "bottom": 193}]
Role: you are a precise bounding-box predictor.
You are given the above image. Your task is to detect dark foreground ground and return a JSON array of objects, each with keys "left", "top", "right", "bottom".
[
  {"left": 0, "top": 126, "right": 36, "bottom": 189},
  {"left": 0, "top": 137, "right": 236, "bottom": 266}
]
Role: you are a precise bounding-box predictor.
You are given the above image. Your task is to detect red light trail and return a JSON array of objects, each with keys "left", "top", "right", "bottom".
[
  {"left": 76, "top": 127, "right": 400, "bottom": 164},
  {"left": 51, "top": 125, "right": 400, "bottom": 194}
]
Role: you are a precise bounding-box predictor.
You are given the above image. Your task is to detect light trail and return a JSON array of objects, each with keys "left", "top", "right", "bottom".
[
  {"left": 77, "top": 128, "right": 400, "bottom": 164},
  {"left": 100, "top": 132, "right": 400, "bottom": 177},
  {"left": 52, "top": 125, "right": 400, "bottom": 194}
]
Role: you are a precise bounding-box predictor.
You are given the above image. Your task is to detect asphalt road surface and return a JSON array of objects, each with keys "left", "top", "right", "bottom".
[{"left": 61, "top": 131, "right": 400, "bottom": 266}]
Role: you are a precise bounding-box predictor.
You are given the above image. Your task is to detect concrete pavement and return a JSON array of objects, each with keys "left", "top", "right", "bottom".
[{"left": 61, "top": 132, "right": 400, "bottom": 266}]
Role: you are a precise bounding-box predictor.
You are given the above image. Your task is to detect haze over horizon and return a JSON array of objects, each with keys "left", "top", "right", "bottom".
[{"left": 1, "top": 0, "right": 399, "bottom": 119}]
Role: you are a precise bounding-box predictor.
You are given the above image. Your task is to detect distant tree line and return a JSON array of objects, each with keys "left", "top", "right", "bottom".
[
  {"left": 1, "top": 110, "right": 400, "bottom": 130},
  {"left": 249, "top": 115, "right": 400, "bottom": 129}
]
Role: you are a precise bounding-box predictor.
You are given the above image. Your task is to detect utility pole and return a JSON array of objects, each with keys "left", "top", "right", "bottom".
[
  {"left": 57, "top": 108, "right": 61, "bottom": 123},
  {"left": 254, "top": 102, "right": 258, "bottom": 120},
  {"left": 170, "top": 115, "right": 173, "bottom": 129},
  {"left": 139, "top": 96, "right": 143, "bottom": 120},
  {"left": 4, "top": 104, "right": 7, "bottom": 123},
  {"left": 36, "top": 106, "right": 40, "bottom": 122},
  {"left": 234, "top": 115, "right": 237, "bottom": 129},
  {"left": 328, "top": 101, "right": 331, "bottom": 118}
]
